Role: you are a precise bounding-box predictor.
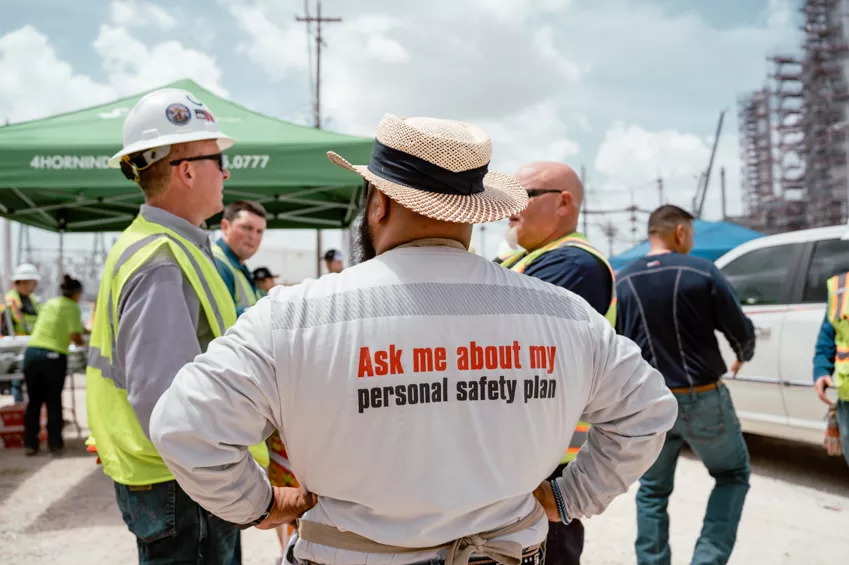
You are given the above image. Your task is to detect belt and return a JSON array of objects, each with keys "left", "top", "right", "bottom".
[
  {"left": 297, "top": 502, "right": 546, "bottom": 565},
  {"left": 668, "top": 379, "right": 723, "bottom": 394}
]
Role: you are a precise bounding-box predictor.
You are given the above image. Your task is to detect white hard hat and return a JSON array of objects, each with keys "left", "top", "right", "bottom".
[
  {"left": 107, "top": 87, "right": 236, "bottom": 174},
  {"left": 11, "top": 263, "right": 40, "bottom": 282}
]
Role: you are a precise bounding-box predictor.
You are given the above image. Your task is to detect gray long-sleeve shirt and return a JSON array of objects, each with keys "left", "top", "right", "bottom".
[
  {"left": 116, "top": 204, "right": 215, "bottom": 439},
  {"left": 150, "top": 243, "right": 678, "bottom": 565}
]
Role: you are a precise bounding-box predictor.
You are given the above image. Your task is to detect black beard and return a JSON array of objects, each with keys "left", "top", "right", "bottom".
[{"left": 351, "top": 204, "right": 376, "bottom": 264}]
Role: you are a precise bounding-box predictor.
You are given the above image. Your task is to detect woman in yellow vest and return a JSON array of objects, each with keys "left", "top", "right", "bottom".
[{"left": 22, "top": 275, "right": 87, "bottom": 456}]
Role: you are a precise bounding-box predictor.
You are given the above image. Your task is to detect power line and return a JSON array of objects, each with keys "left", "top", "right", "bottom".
[{"left": 296, "top": 0, "right": 342, "bottom": 129}]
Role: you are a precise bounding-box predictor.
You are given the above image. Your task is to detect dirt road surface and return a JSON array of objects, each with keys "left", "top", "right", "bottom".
[{"left": 1, "top": 375, "right": 847, "bottom": 564}]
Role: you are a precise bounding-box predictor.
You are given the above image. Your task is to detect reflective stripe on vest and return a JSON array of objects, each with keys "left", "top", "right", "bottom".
[
  {"left": 500, "top": 233, "right": 616, "bottom": 463},
  {"left": 2, "top": 289, "right": 39, "bottom": 335},
  {"left": 213, "top": 243, "right": 260, "bottom": 310},
  {"left": 499, "top": 233, "right": 617, "bottom": 327},
  {"left": 826, "top": 274, "right": 849, "bottom": 402},
  {"left": 86, "top": 214, "right": 267, "bottom": 486}
]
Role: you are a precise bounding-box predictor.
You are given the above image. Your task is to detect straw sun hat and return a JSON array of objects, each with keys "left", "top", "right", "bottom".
[{"left": 327, "top": 114, "right": 529, "bottom": 224}]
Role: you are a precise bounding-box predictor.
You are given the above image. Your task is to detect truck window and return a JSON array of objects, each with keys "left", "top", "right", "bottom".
[
  {"left": 719, "top": 243, "right": 802, "bottom": 305},
  {"left": 802, "top": 238, "right": 849, "bottom": 303}
]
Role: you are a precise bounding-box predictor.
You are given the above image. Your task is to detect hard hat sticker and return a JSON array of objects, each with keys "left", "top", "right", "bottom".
[
  {"left": 186, "top": 94, "right": 204, "bottom": 107},
  {"left": 165, "top": 103, "right": 192, "bottom": 125},
  {"left": 195, "top": 109, "right": 215, "bottom": 122}
]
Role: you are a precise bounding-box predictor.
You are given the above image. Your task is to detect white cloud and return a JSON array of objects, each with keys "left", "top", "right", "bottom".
[
  {"left": 765, "top": 0, "right": 794, "bottom": 30},
  {"left": 0, "top": 26, "right": 117, "bottom": 123},
  {"left": 229, "top": 5, "right": 309, "bottom": 80},
  {"left": 364, "top": 35, "right": 410, "bottom": 64},
  {"left": 593, "top": 121, "right": 742, "bottom": 222},
  {"left": 478, "top": 99, "right": 580, "bottom": 173},
  {"left": 109, "top": 0, "right": 177, "bottom": 31},
  {"left": 93, "top": 24, "right": 228, "bottom": 96},
  {"left": 472, "top": 0, "right": 572, "bottom": 23},
  {"left": 0, "top": 22, "right": 227, "bottom": 124}
]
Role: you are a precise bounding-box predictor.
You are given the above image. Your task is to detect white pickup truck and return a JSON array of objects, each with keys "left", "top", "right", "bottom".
[{"left": 714, "top": 224, "right": 846, "bottom": 445}]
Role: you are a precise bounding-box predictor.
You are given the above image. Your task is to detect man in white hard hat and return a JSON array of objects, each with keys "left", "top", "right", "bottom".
[
  {"left": 85, "top": 86, "right": 267, "bottom": 565},
  {"left": 1, "top": 263, "right": 41, "bottom": 401},
  {"left": 150, "top": 114, "right": 677, "bottom": 565}
]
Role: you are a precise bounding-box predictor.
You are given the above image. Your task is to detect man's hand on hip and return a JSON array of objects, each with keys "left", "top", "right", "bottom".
[
  {"left": 256, "top": 487, "right": 318, "bottom": 530},
  {"left": 533, "top": 480, "right": 561, "bottom": 523}
]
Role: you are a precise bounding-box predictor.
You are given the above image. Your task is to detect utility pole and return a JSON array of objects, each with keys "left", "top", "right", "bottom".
[
  {"left": 601, "top": 221, "right": 618, "bottom": 257},
  {"left": 657, "top": 176, "right": 664, "bottom": 206},
  {"left": 581, "top": 164, "right": 588, "bottom": 234},
  {"left": 297, "top": 0, "right": 342, "bottom": 276},
  {"left": 296, "top": 0, "right": 342, "bottom": 129},
  {"left": 720, "top": 166, "right": 727, "bottom": 220}
]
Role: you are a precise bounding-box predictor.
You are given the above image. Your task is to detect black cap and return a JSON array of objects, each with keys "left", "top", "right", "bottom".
[
  {"left": 324, "top": 249, "right": 344, "bottom": 262},
  {"left": 252, "top": 267, "right": 278, "bottom": 281}
]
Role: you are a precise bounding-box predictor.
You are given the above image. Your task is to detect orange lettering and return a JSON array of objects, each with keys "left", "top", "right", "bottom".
[
  {"left": 358, "top": 347, "right": 374, "bottom": 378},
  {"left": 435, "top": 347, "right": 447, "bottom": 371}
]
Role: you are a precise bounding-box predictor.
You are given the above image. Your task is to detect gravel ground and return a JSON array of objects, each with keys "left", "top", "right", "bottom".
[{"left": 1, "top": 375, "right": 847, "bottom": 564}]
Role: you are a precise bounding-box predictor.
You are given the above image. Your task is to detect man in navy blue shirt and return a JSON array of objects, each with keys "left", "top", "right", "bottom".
[
  {"left": 615, "top": 205, "right": 756, "bottom": 565},
  {"left": 497, "top": 161, "right": 615, "bottom": 565}
]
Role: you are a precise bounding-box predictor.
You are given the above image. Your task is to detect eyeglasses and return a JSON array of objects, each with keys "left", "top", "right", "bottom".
[
  {"left": 526, "top": 188, "right": 563, "bottom": 199},
  {"left": 169, "top": 153, "right": 224, "bottom": 171}
]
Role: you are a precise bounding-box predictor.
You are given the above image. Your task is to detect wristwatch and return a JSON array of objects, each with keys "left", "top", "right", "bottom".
[{"left": 237, "top": 489, "right": 275, "bottom": 530}]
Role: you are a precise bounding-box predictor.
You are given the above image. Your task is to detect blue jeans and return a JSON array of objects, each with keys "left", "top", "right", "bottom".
[
  {"left": 10, "top": 378, "right": 24, "bottom": 402},
  {"left": 635, "top": 384, "right": 750, "bottom": 565},
  {"left": 837, "top": 399, "right": 849, "bottom": 468},
  {"left": 114, "top": 480, "right": 239, "bottom": 564}
]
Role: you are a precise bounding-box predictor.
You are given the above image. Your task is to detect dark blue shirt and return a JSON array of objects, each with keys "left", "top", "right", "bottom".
[
  {"left": 615, "top": 252, "right": 756, "bottom": 389},
  {"left": 813, "top": 313, "right": 836, "bottom": 382},
  {"left": 214, "top": 239, "right": 259, "bottom": 317},
  {"left": 518, "top": 246, "right": 613, "bottom": 316}
]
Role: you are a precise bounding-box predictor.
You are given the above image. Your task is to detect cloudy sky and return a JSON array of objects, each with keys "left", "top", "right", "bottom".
[{"left": 1, "top": 0, "right": 801, "bottom": 264}]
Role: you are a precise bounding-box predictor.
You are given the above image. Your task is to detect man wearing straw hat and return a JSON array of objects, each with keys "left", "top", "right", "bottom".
[{"left": 150, "top": 114, "right": 678, "bottom": 565}]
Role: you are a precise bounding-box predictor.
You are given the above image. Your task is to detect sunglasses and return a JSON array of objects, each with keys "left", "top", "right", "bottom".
[
  {"left": 169, "top": 153, "right": 225, "bottom": 171},
  {"left": 526, "top": 188, "right": 563, "bottom": 198}
]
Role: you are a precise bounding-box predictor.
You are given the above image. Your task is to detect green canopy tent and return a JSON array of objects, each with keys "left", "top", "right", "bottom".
[{"left": 0, "top": 79, "right": 374, "bottom": 234}]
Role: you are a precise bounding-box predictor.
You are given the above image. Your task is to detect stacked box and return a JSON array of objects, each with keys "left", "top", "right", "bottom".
[{"left": 0, "top": 403, "right": 46, "bottom": 449}]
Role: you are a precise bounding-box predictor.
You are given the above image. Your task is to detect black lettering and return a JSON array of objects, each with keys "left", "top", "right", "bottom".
[
  {"left": 457, "top": 381, "right": 468, "bottom": 401},
  {"left": 548, "top": 379, "right": 556, "bottom": 398},
  {"left": 506, "top": 379, "right": 517, "bottom": 403},
  {"left": 371, "top": 387, "right": 382, "bottom": 408},
  {"left": 524, "top": 379, "right": 533, "bottom": 403},
  {"left": 469, "top": 381, "right": 479, "bottom": 401},
  {"left": 431, "top": 381, "right": 443, "bottom": 402},
  {"left": 395, "top": 384, "right": 407, "bottom": 405},
  {"left": 419, "top": 382, "right": 431, "bottom": 404},
  {"left": 383, "top": 386, "right": 395, "bottom": 405},
  {"left": 408, "top": 383, "right": 419, "bottom": 404},
  {"left": 488, "top": 380, "right": 499, "bottom": 400},
  {"left": 358, "top": 389, "right": 370, "bottom": 413}
]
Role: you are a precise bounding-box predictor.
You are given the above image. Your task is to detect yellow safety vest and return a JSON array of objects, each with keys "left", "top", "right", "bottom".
[
  {"left": 86, "top": 214, "right": 268, "bottom": 486},
  {"left": 825, "top": 273, "right": 849, "bottom": 402},
  {"left": 213, "top": 243, "right": 262, "bottom": 311},
  {"left": 499, "top": 232, "right": 617, "bottom": 463},
  {"left": 1, "top": 289, "right": 40, "bottom": 335}
]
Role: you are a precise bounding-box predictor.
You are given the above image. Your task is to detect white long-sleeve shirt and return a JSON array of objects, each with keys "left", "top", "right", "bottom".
[{"left": 150, "top": 242, "right": 677, "bottom": 565}]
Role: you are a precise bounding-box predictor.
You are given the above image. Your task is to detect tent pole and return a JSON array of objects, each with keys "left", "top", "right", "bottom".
[
  {"left": 2, "top": 218, "right": 11, "bottom": 285},
  {"left": 59, "top": 231, "right": 64, "bottom": 288},
  {"left": 316, "top": 229, "right": 322, "bottom": 278}
]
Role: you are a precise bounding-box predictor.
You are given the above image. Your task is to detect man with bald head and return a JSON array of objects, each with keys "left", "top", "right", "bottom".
[{"left": 498, "top": 161, "right": 617, "bottom": 565}]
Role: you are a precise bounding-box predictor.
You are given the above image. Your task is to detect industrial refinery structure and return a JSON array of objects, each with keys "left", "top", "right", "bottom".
[{"left": 736, "top": 0, "right": 849, "bottom": 234}]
